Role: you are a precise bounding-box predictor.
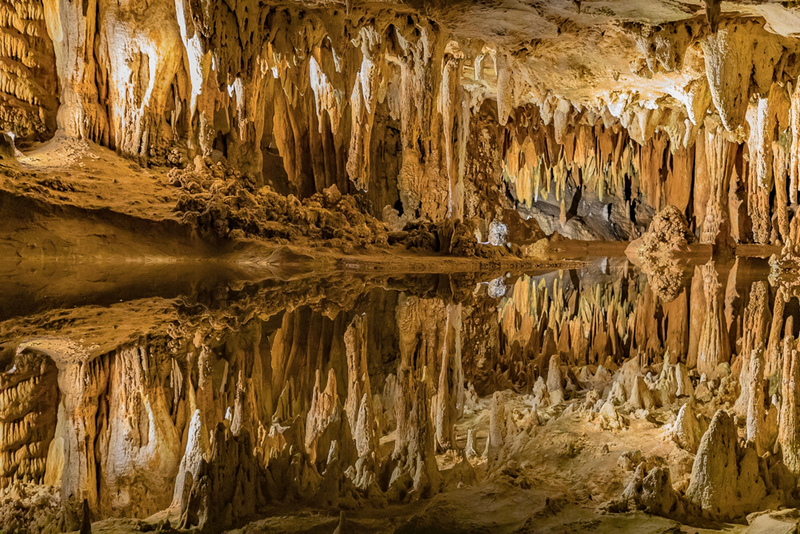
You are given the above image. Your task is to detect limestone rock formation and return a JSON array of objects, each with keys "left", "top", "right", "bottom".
[
  {"left": 628, "top": 205, "right": 694, "bottom": 259},
  {"left": 9, "top": 0, "right": 800, "bottom": 532},
  {"left": 686, "top": 410, "right": 783, "bottom": 521},
  {"left": 670, "top": 402, "right": 709, "bottom": 454},
  {"left": 618, "top": 463, "right": 689, "bottom": 520},
  {"left": 0, "top": 0, "right": 58, "bottom": 144},
  {"left": 179, "top": 425, "right": 266, "bottom": 532},
  {"left": 0, "top": 0, "right": 797, "bottom": 250}
]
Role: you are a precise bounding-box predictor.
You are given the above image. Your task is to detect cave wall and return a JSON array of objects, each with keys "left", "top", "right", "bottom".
[
  {"left": 8, "top": 1, "right": 800, "bottom": 242},
  {"left": 0, "top": 0, "right": 59, "bottom": 145}
]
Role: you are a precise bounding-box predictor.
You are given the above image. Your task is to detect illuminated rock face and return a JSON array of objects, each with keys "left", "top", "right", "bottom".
[
  {"left": 7, "top": 0, "right": 800, "bottom": 245},
  {"left": 0, "top": 0, "right": 59, "bottom": 144},
  {"left": 10, "top": 1, "right": 800, "bottom": 532}
]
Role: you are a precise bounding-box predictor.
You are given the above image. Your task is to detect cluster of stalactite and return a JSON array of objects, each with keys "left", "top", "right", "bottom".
[
  {"left": 501, "top": 94, "right": 800, "bottom": 245},
  {"left": 28, "top": 0, "right": 800, "bottom": 244},
  {"left": 40, "top": 1, "right": 476, "bottom": 222},
  {"left": 0, "top": 0, "right": 58, "bottom": 144},
  {"left": 18, "top": 1, "right": 800, "bottom": 240}
]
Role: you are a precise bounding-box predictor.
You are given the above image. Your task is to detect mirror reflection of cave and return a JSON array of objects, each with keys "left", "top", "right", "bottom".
[{"left": 3, "top": 0, "right": 800, "bottom": 532}]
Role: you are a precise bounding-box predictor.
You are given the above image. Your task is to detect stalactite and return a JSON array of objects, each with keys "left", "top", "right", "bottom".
[
  {"left": 702, "top": 21, "right": 784, "bottom": 132},
  {"left": 97, "top": 0, "right": 185, "bottom": 161},
  {"left": 790, "top": 80, "right": 800, "bottom": 205},
  {"left": 0, "top": 0, "right": 58, "bottom": 143},
  {"left": 346, "top": 28, "right": 382, "bottom": 192}
]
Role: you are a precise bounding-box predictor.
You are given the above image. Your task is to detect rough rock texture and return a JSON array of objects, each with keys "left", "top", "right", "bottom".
[
  {"left": 0, "top": 0, "right": 59, "bottom": 144},
  {"left": 670, "top": 401, "right": 708, "bottom": 454},
  {"left": 5, "top": 0, "right": 800, "bottom": 249},
  {"left": 629, "top": 205, "right": 694, "bottom": 258},
  {"left": 5, "top": 253, "right": 800, "bottom": 531},
  {"left": 12, "top": 1, "right": 800, "bottom": 530},
  {"left": 686, "top": 410, "right": 774, "bottom": 521}
]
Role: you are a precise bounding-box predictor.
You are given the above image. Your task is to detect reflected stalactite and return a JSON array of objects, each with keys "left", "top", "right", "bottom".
[
  {"left": 8, "top": 263, "right": 800, "bottom": 529},
  {"left": 0, "top": 350, "right": 57, "bottom": 491},
  {"left": 696, "top": 261, "right": 729, "bottom": 376}
]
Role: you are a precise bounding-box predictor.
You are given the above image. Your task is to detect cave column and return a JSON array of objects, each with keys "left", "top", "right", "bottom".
[
  {"left": 55, "top": 357, "right": 109, "bottom": 529},
  {"left": 700, "top": 122, "right": 735, "bottom": 246},
  {"left": 44, "top": 0, "right": 109, "bottom": 144}
]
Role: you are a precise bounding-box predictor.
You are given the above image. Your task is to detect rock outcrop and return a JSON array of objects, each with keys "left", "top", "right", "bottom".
[{"left": 685, "top": 410, "right": 783, "bottom": 521}]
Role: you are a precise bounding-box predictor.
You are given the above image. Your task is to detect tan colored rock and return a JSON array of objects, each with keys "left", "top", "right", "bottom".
[
  {"left": 779, "top": 323, "right": 800, "bottom": 475},
  {"left": 686, "top": 410, "right": 772, "bottom": 520},
  {"left": 629, "top": 376, "right": 656, "bottom": 411},
  {"left": 598, "top": 401, "right": 627, "bottom": 431},
  {"left": 619, "top": 463, "right": 687, "bottom": 519},
  {"left": 546, "top": 354, "right": 564, "bottom": 406},
  {"left": 696, "top": 260, "right": 730, "bottom": 377},
  {"left": 671, "top": 401, "right": 709, "bottom": 453}
]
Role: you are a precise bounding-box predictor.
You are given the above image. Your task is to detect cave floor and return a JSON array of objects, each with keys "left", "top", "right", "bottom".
[{"left": 1, "top": 137, "right": 604, "bottom": 272}]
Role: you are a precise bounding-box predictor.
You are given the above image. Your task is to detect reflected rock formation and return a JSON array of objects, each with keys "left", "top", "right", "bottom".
[
  {"left": 2, "top": 259, "right": 800, "bottom": 531},
  {"left": 6, "top": 0, "right": 800, "bottom": 532}
]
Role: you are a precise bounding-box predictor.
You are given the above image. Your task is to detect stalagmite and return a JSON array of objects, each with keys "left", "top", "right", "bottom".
[
  {"left": 670, "top": 402, "right": 708, "bottom": 453},
  {"left": 735, "top": 282, "right": 771, "bottom": 415},
  {"left": 546, "top": 354, "right": 564, "bottom": 405},
  {"left": 675, "top": 363, "right": 693, "bottom": 398},
  {"left": 744, "top": 346, "right": 777, "bottom": 456},
  {"left": 629, "top": 376, "right": 656, "bottom": 411},
  {"left": 618, "top": 463, "right": 687, "bottom": 519},
  {"left": 686, "top": 410, "right": 773, "bottom": 520},
  {"left": 486, "top": 392, "right": 506, "bottom": 459}
]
